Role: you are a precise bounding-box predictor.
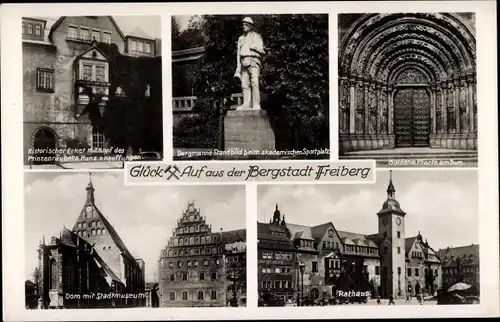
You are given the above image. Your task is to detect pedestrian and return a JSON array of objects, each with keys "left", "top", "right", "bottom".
[
  {"left": 388, "top": 294, "right": 395, "bottom": 305},
  {"left": 405, "top": 294, "right": 410, "bottom": 303}
]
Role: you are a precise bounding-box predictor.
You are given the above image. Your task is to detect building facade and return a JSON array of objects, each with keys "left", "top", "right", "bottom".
[
  {"left": 36, "top": 177, "right": 145, "bottom": 308},
  {"left": 338, "top": 13, "right": 477, "bottom": 154},
  {"left": 22, "top": 16, "right": 161, "bottom": 165},
  {"left": 258, "top": 172, "right": 443, "bottom": 303},
  {"left": 158, "top": 202, "right": 246, "bottom": 307},
  {"left": 438, "top": 244, "right": 479, "bottom": 292}
]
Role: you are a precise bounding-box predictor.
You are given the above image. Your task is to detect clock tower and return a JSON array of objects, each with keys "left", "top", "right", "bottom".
[{"left": 377, "top": 170, "right": 406, "bottom": 299}]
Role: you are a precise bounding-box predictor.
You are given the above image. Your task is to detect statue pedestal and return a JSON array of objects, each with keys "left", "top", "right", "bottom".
[{"left": 223, "top": 109, "right": 275, "bottom": 159}]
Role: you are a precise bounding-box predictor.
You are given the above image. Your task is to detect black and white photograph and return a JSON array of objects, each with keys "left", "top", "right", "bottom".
[
  {"left": 24, "top": 172, "right": 246, "bottom": 308},
  {"left": 338, "top": 13, "right": 477, "bottom": 167},
  {"left": 171, "top": 14, "right": 329, "bottom": 161},
  {"left": 22, "top": 16, "right": 163, "bottom": 169},
  {"left": 257, "top": 170, "right": 479, "bottom": 306}
]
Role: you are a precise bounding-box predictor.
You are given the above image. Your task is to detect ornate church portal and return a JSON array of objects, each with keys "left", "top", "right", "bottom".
[{"left": 338, "top": 13, "right": 477, "bottom": 153}]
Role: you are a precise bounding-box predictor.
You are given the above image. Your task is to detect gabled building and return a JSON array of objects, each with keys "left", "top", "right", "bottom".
[
  {"left": 158, "top": 201, "right": 246, "bottom": 307},
  {"left": 258, "top": 171, "right": 444, "bottom": 303},
  {"left": 438, "top": 244, "right": 479, "bottom": 291},
  {"left": 36, "top": 176, "right": 145, "bottom": 308},
  {"left": 22, "top": 16, "right": 162, "bottom": 166}
]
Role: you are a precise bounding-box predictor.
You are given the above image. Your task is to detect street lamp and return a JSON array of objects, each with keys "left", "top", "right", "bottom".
[{"left": 298, "top": 261, "right": 306, "bottom": 306}]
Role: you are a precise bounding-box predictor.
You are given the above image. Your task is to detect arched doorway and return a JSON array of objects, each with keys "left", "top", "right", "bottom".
[
  {"left": 32, "top": 127, "right": 57, "bottom": 164},
  {"left": 415, "top": 282, "right": 421, "bottom": 295},
  {"left": 338, "top": 13, "right": 477, "bottom": 153}
]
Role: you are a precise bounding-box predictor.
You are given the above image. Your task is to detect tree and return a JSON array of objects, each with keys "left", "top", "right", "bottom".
[{"left": 425, "top": 265, "right": 437, "bottom": 295}]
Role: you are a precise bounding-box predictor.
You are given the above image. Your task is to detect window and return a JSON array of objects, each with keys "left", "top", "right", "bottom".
[
  {"left": 77, "top": 222, "right": 82, "bottom": 228},
  {"left": 216, "top": 259, "right": 220, "bottom": 265},
  {"left": 397, "top": 267, "right": 401, "bottom": 275},
  {"left": 375, "top": 266, "right": 380, "bottom": 275},
  {"left": 92, "top": 30, "right": 100, "bottom": 42},
  {"left": 102, "top": 32, "right": 111, "bottom": 44},
  {"left": 36, "top": 69, "right": 54, "bottom": 91},
  {"left": 169, "top": 262, "right": 173, "bottom": 268},
  {"left": 169, "top": 292, "right": 175, "bottom": 301},
  {"left": 197, "top": 290, "right": 204, "bottom": 300},
  {"left": 194, "top": 260, "right": 198, "bottom": 267},
  {"left": 384, "top": 247, "right": 388, "bottom": 254},
  {"left": 187, "top": 261, "right": 192, "bottom": 267},
  {"left": 199, "top": 272, "right": 205, "bottom": 281},
  {"left": 312, "top": 262, "right": 318, "bottom": 273},
  {"left": 211, "top": 272, "right": 217, "bottom": 281},
  {"left": 92, "top": 128, "right": 105, "bottom": 149},
  {"left": 49, "top": 260, "right": 57, "bottom": 289},
  {"left": 28, "top": 24, "right": 33, "bottom": 35},
  {"left": 35, "top": 25, "right": 42, "bottom": 36},
  {"left": 102, "top": 229, "right": 106, "bottom": 235},
  {"left": 178, "top": 261, "right": 182, "bottom": 268},
  {"left": 22, "top": 23, "right": 26, "bottom": 35},
  {"left": 211, "top": 290, "right": 217, "bottom": 300},
  {"left": 82, "top": 64, "right": 93, "bottom": 80},
  {"left": 145, "top": 43, "right": 151, "bottom": 53},
  {"left": 204, "top": 260, "right": 208, "bottom": 266},
  {"left": 407, "top": 268, "right": 412, "bottom": 277},
  {"left": 182, "top": 292, "right": 188, "bottom": 301},
  {"left": 170, "top": 274, "right": 175, "bottom": 281},
  {"left": 95, "top": 66, "right": 106, "bottom": 82},
  {"left": 68, "top": 26, "right": 78, "bottom": 39},
  {"left": 80, "top": 28, "right": 89, "bottom": 41},
  {"left": 415, "top": 268, "right": 419, "bottom": 277},
  {"left": 91, "top": 229, "right": 96, "bottom": 236},
  {"left": 397, "top": 231, "right": 401, "bottom": 238},
  {"left": 275, "top": 267, "right": 280, "bottom": 274},
  {"left": 182, "top": 273, "right": 188, "bottom": 281},
  {"left": 131, "top": 40, "right": 137, "bottom": 51},
  {"left": 138, "top": 41, "right": 144, "bottom": 52},
  {"left": 397, "top": 247, "right": 401, "bottom": 254},
  {"left": 274, "top": 281, "right": 280, "bottom": 289}
]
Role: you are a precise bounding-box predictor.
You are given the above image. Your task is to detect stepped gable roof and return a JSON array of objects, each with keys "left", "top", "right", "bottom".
[{"left": 222, "top": 229, "right": 246, "bottom": 244}]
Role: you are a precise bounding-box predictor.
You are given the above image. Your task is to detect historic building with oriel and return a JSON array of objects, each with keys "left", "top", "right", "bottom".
[
  {"left": 22, "top": 16, "right": 162, "bottom": 165},
  {"left": 158, "top": 202, "right": 246, "bottom": 307},
  {"left": 258, "top": 172, "right": 443, "bottom": 303},
  {"left": 36, "top": 177, "right": 146, "bottom": 308},
  {"left": 337, "top": 13, "right": 477, "bottom": 156}
]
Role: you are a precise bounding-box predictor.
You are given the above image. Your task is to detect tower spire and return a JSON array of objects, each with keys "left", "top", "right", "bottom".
[
  {"left": 387, "top": 170, "right": 395, "bottom": 199},
  {"left": 86, "top": 172, "right": 95, "bottom": 204}
]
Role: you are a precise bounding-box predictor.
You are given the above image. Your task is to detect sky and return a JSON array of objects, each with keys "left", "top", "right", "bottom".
[
  {"left": 24, "top": 172, "right": 245, "bottom": 282},
  {"left": 173, "top": 15, "right": 196, "bottom": 31},
  {"left": 258, "top": 170, "right": 478, "bottom": 251}
]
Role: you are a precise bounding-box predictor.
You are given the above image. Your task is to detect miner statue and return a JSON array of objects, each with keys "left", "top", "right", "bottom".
[{"left": 234, "top": 17, "right": 265, "bottom": 110}]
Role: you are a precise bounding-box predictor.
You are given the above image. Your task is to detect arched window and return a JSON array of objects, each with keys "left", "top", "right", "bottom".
[
  {"left": 97, "top": 229, "right": 101, "bottom": 235},
  {"left": 201, "top": 236, "right": 205, "bottom": 244},
  {"left": 184, "top": 238, "right": 188, "bottom": 245},
  {"left": 77, "top": 222, "right": 82, "bottom": 229},
  {"left": 190, "top": 237, "right": 195, "bottom": 244},
  {"left": 195, "top": 226, "right": 199, "bottom": 232},
  {"left": 102, "top": 229, "right": 106, "bottom": 235},
  {"left": 184, "top": 227, "right": 188, "bottom": 233},
  {"left": 179, "top": 238, "right": 183, "bottom": 246},
  {"left": 212, "top": 246, "right": 217, "bottom": 254},
  {"left": 206, "top": 235, "right": 211, "bottom": 243},
  {"left": 190, "top": 249, "right": 195, "bottom": 256},
  {"left": 168, "top": 250, "right": 172, "bottom": 257},
  {"left": 195, "top": 248, "right": 200, "bottom": 255},
  {"left": 195, "top": 237, "right": 199, "bottom": 244},
  {"left": 49, "top": 259, "right": 57, "bottom": 289},
  {"left": 91, "top": 229, "right": 96, "bottom": 236},
  {"left": 198, "top": 290, "right": 204, "bottom": 300},
  {"left": 83, "top": 231, "right": 88, "bottom": 237},
  {"left": 97, "top": 220, "right": 101, "bottom": 227},
  {"left": 174, "top": 250, "right": 178, "bottom": 256},
  {"left": 189, "top": 226, "right": 194, "bottom": 233},
  {"left": 189, "top": 215, "right": 194, "bottom": 221},
  {"left": 83, "top": 222, "right": 88, "bottom": 228},
  {"left": 207, "top": 248, "right": 211, "bottom": 254},
  {"left": 91, "top": 221, "right": 96, "bottom": 227},
  {"left": 169, "top": 292, "right": 176, "bottom": 301},
  {"left": 201, "top": 248, "right": 205, "bottom": 255},
  {"left": 179, "top": 250, "right": 184, "bottom": 256}
]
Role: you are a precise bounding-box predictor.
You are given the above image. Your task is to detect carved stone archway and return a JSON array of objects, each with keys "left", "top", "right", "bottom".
[
  {"left": 30, "top": 126, "right": 59, "bottom": 164},
  {"left": 338, "top": 13, "right": 477, "bottom": 153}
]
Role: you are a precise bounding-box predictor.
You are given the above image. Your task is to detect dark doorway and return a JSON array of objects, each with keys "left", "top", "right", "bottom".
[
  {"left": 394, "top": 88, "right": 430, "bottom": 147},
  {"left": 33, "top": 127, "right": 56, "bottom": 164}
]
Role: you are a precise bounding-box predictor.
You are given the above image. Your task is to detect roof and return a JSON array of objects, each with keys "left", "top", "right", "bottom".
[
  {"left": 437, "top": 244, "right": 479, "bottom": 267},
  {"left": 145, "top": 282, "right": 159, "bottom": 290},
  {"left": 337, "top": 230, "right": 378, "bottom": 248},
  {"left": 310, "top": 222, "right": 333, "bottom": 240},
  {"left": 287, "top": 223, "right": 315, "bottom": 241},
  {"left": 127, "top": 27, "right": 154, "bottom": 40},
  {"left": 405, "top": 236, "right": 418, "bottom": 256},
  {"left": 48, "top": 16, "right": 126, "bottom": 42},
  {"left": 222, "top": 229, "right": 246, "bottom": 244}
]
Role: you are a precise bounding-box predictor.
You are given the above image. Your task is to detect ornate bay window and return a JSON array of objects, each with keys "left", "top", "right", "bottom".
[{"left": 74, "top": 46, "right": 110, "bottom": 117}]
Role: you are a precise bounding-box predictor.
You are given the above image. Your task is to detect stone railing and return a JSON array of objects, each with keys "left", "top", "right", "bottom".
[{"left": 172, "top": 94, "right": 243, "bottom": 112}]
